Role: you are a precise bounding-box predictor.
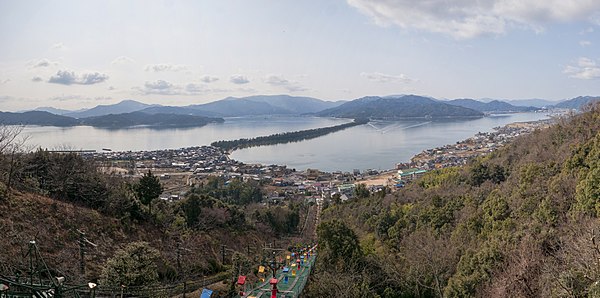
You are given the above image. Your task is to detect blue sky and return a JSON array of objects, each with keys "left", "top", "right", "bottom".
[{"left": 0, "top": 0, "right": 599, "bottom": 111}]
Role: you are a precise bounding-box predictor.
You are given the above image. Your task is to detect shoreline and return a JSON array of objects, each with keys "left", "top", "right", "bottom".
[
  {"left": 87, "top": 118, "right": 555, "bottom": 176},
  {"left": 84, "top": 118, "right": 556, "bottom": 196},
  {"left": 356, "top": 118, "right": 554, "bottom": 187},
  {"left": 403, "top": 118, "right": 554, "bottom": 170}
]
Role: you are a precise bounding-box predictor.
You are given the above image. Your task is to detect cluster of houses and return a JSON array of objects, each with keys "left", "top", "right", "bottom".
[
  {"left": 409, "top": 119, "right": 552, "bottom": 169},
  {"left": 89, "top": 146, "right": 394, "bottom": 203},
  {"left": 87, "top": 120, "right": 550, "bottom": 205}
]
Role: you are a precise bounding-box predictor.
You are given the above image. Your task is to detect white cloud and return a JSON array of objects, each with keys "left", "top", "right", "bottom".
[
  {"left": 564, "top": 57, "right": 600, "bottom": 79},
  {"left": 0, "top": 79, "right": 9, "bottom": 85},
  {"left": 111, "top": 56, "right": 136, "bottom": 65},
  {"left": 360, "top": 72, "right": 413, "bottom": 83},
  {"left": 32, "top": 76, "right": 43, "bottom": 82},
  {"left": 200, "top": 75, "right": 219, "bottom": 83},
  {"left": 136, "top": 80, "right": 180, "bottom": 95},
  {"left": 347, "top": 0, "right": 600, "bottom": 39},
  {"left": 185, "top": 83, "right": 205, "bottom": 94},
  {"left": 135, "top": 80, "right": 231, "bottom": 95},
  {"left": 48, "top": 95, "right": 112, "bottom": 102},
  {"left": 48, "top": 70, "right": 109, "bottom": 85},
  {"left": 31, "top": 58, "right": 58, "bottom": 68},
  {"left": 186, "top": 83, "right": 230, "bottom": 94},
  {"left": 145, "top": 63, "right": 187, "bottom": 72},
  {"left": 580, "top": 40, "right": 592, "bottom": 47},
  {"left": 51, "top": 42, "right": 66, "bottom": 50},
  {"left": 264, "top": 75, "right": 307, "bottom": 92},
  {"left": 230, "top": 74, "right": 250, "bottom": 84}
]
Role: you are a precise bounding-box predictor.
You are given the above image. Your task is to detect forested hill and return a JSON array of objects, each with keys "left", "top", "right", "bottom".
[
  {"left": 0, "top": 111, "right": 80, "bottom": 126},
  {"left": 447, "top": 98, "right": 539, "bottom": 113},
  {"left": 316, "top": 95, "right": 484, "bottom": 119},
  {"left": 80, "top": 112, "right": 224, "bottom": 128},
  {"left": 306, "top": 104, "right": 600, "bottom": 297},
  {"left": 0, "top": 111, "right": 224, "bottom": 128}
]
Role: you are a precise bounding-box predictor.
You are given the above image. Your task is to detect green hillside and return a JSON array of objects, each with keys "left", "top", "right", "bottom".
[
  {"left": 306, "top": 104, "right": 600, "bottom": 297},
  {"left": 0, "top": 149, "right": 308, "bottom": 295}
]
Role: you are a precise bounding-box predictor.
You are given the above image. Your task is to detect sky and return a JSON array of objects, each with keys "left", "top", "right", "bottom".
[{"left": 0, "top": 0, "right": 599, "bottom": 111}]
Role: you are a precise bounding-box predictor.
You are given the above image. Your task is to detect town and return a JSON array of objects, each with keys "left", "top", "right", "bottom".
[
  {"left": 408, "top": 119, "right": 554, "bottom": 169},
  {"left": 84, "top": 118, "right": 554, "bottom": 204}
]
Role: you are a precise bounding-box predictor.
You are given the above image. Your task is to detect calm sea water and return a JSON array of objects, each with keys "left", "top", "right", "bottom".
[{"left": 22, "top": 113, "right": 549, "bottom": 172}]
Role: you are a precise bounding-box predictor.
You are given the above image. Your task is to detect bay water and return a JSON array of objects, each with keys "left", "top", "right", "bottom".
[{"left": 21, "top": 113, "right": 549, "bottom": 172}]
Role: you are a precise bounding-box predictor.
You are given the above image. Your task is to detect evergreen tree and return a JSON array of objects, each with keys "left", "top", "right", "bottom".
[{"left": 134, "top": 170, "right": 163, "bottom": 215}]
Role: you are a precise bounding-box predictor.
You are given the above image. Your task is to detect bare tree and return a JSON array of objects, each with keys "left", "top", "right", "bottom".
[
  {"left": 0, "top": 124, "right": 29, "bottom": 190},
  {"left": 0, "top": 125, "right": 24, "bottom": 154}
]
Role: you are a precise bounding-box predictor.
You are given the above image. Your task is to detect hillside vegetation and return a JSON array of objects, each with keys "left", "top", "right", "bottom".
[
  {"left": 307, "top": 105, "right": 600, "bottom": 297},
  {"left": 0, "top": 142, "right": 306, "bottom": 291}
]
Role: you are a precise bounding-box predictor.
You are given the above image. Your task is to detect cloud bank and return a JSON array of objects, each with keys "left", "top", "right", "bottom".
[
  {"left": 265, "top": 75, "right": 307, "bottom": 92},
  {"left": 230, "top": 75, "right": 250, "bottom": 84},
  {"left": 145, "top": 63, "right": 188, "bottom": 72},
  {"left": 360, "top": 72, "right": 413, "bottom": 83},
  {"left": 564, "top": 57, "right": 600, "bottom": 79},
  {"left": 201, "top": 75, "right": 219, "bottom": 83},
  {"left": 347, "top": 0, "right": 600, "bottom": 39},
  {"left": 135, "top": 80, "right": 228, "bottom": 96},
  {"left": 32, "top": 58, "right": 58, "bottom": 68},
  {"left": 111, "top": 56, "right": 136, "bottom": 65}
]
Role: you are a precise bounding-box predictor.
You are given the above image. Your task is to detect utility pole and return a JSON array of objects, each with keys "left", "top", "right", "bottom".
[
  {"left": 77, "top": 230, "right": 97, "bottom": 278},
  {"left": 176, "top": 241, "right": 182, "bottom": 278},
  {"left": 221, "top": 245, "right": 226, "bottom": 265},
  {"left": 175, "top": 240, "right": 190, "bottom": 298},
  {"left": 78, "top": 231, "right": 85, "bottom": 276}
]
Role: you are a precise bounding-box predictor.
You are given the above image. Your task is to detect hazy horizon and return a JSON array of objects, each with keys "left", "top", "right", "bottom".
[
  {"left": 16, "top": 93, "right": 572, "bottom": 113},
  {"left": 1, "top": 1, "right": 599, "bottom": 112}
]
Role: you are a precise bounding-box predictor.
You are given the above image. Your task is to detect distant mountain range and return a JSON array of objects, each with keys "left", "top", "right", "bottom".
[
  {"left": 0, "top": 111, "right": 80, "bottom": 126},
  {"left": 316, "top": 95, "right": 485, "bottom": 119},
  {"left": 553, "top": 96, "right": 600, "bottom": 110},
  {"left": 3, "top": 94, "right": 598, "bottom": 128},
  {"left": 501, "top": 99, "right": 558, "bottom": 108},
  {"left": 33, "top": 107, "right": 75, "bottom": 115},
  {"left": 185, "top": 95, "right": 344, "bottom": 117},
  {"left": 46, "top": 95, "right": 345, "bottom": 119},
  {"left": 64, "top": 99, "right": 159, "bottom": 118},
  {"left": 446, "top": 99, "right": 538, "bottom": 113}
]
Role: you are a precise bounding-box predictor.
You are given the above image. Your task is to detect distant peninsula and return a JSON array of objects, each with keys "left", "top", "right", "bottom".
[
  {"left": 0, "top": 111, "right": 224, "bottom": 128},
  {"left": 211, "top": 118, "right": 368, "bottom": 151},
  {"left": 80, "top": 112, "right": 224, "bottom": 128}
]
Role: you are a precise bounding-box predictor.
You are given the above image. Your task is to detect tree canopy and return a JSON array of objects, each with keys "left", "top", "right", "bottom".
[
  {"left": 100, "top": 241, "right": 161, "bottom": 287},
  {"left": 134, "top": 170, "right": 163, "bottom": 214}
]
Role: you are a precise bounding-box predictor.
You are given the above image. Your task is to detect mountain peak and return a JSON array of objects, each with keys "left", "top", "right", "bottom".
[
  {"left": 64, "top": 99, "right": 158, "bottom": 118},
  {"left": 317, "top": 94, "right": 483, "bottom": 119}
]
